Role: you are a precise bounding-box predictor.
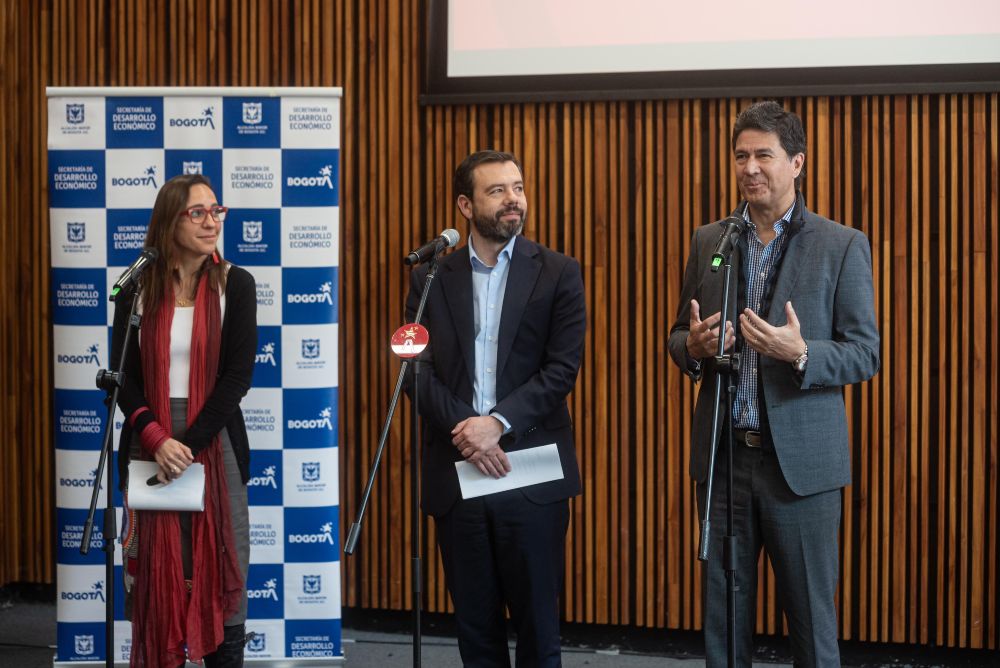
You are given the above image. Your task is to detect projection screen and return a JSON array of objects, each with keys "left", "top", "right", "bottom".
[{"left": 424, "top": 0, "right": 1000, "bottom": 103}]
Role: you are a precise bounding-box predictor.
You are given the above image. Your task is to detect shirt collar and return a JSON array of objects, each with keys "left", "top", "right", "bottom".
[
  {"left": 742, "top": 201, "right": 795, "bottom": 235},
  {"left": 469, "top": 234, "right": 517, "bottom": 269}
]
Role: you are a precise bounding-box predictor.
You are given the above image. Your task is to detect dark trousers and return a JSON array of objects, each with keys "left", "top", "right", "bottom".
[
  {"left": 697, "top": 438, "right": 842, "bottom": 667},
  {"left": 435, "top": 490, "right": 570, "bottom": 668}
]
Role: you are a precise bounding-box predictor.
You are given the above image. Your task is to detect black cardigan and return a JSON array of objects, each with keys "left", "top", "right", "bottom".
[{"left": 111, "top": 264, "right": 258, "bottom": 489}]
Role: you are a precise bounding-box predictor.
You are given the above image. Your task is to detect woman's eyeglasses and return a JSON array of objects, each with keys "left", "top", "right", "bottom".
[{"left": 183, "top": 206, "right": 228, "bottom": 223}]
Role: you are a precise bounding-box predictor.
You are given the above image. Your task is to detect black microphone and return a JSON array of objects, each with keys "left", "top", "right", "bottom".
[
  {"left": 109, "top": 248, "right": 159, "bottom": 301},
  {"left": 710, "top": 217, "right": 745, "bottom": 272},
  {"left": 404, "top": 228, "right": 460, "bottom": 266}
]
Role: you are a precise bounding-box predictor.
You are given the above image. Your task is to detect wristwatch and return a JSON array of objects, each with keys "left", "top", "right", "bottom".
[{"left": 792, "top": 344, "right": 808, "bottom": 373}]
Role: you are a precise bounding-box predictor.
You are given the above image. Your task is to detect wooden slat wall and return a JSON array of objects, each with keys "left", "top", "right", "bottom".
[{"left": 0, "top": 0, "right": 995, "bottom": 651}]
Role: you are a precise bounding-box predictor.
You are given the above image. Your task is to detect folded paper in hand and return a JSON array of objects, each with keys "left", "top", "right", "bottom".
[
  {"left": 456, "top": 443, "right": 563, "bottom": 499},
  {"left": 127, "top": 460, "right": 205, "bottom": 511}
]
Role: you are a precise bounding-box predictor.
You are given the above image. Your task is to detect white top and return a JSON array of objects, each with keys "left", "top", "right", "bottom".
[{"left": 168, "top": 296, "right": 227, "bottom": 398}]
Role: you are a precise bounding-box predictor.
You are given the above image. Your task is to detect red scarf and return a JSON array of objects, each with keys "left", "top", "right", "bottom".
[{"left": 131, "top": 273, "right": 243, "bottom": 667}]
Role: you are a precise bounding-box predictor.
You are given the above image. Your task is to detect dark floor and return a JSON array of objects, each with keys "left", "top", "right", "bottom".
[{"left": 1, "top": 584, "right": 996, "bottom": 667}]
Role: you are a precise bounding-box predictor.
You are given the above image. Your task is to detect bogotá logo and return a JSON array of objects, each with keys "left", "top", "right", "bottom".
[
  {"left": 247, "top": 633, "right": 266, "bottom": 652},
  {"left": 67, "top": 222, "right": 86, "bottom": 243},
  {"left": 111, "top": 165, "right": 158, "bottom": 189},
  {"left": 60, "top": 468, "right": 98, "bottom": 488},
  {"left": 289, "top": 521, "right": 334, "bottom": 545},
  {"left": 62, "top": 581, "right": 105, "bottom": 602},
  {"left": 256, "top": 341, "right": 277, "bottom": 366},
  {"left": 247, "top": 578, "right": 279, "bottom": 601},
  {"left": 74, "top": 634, "right": 95, "bottom": 655},
  {"left": 248, "top": 465, "right": 278, "bottom": 489},
  {"left": 287, "top": 165, "right": 334, "bottom": 189},
  {"left": 66, "top": 103, "right": 84, "bottom": 124},
  {"left": 183, "top": 161, "right": 203, "bottom": 175},
  {"left": 169, "top": 106, "right": 216, "bottom": 129},
  {"left": 287, "top": 407, "right": 333, "bottom": 431},
  {"left": 287, "top": 281, "right": 333, "bottom": 305},
  {"left": 58, "top": 343, "right": 101, "bottom": 366},
  {"left": 303, "top": 574, "right": 322, "bottom": 594}
]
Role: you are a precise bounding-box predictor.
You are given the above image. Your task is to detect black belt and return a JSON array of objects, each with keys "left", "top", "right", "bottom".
[{"left": 733, "top": 429, "right": 762, "bottom": 448}]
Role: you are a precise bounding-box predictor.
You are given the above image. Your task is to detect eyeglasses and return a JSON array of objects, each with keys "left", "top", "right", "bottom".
[{"left": 183, "top": 205, "right": 228, "bottom": 223}]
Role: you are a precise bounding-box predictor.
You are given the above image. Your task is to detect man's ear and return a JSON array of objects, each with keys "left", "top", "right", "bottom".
[{"left": 457, "top": 194, "right": 473, "bottom": 221}]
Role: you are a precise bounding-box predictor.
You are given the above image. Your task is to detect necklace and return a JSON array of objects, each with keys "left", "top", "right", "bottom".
[{"left": 175, "top": 295, "right": 195, "bottom": 307}]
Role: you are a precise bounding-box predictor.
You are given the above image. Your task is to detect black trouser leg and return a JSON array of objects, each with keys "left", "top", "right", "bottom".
[{"left": 202, "top": 624, "right": 246, "bottom": 668}]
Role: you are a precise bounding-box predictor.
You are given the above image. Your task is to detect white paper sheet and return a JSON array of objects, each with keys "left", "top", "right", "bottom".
[
  {"left": 456, "top": 443, "right": 564, "bottom": 499},
  {"left": 127, "top": 460, "right": 206, "bottom": 511}
]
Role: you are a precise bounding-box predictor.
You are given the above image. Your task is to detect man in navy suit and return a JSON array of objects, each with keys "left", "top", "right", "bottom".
[
  {"left": 669, "top": 102, "right": 880, "bottom": 666},
  {"left": 406, "top": 150, "right": 586, "bottom": 667}
]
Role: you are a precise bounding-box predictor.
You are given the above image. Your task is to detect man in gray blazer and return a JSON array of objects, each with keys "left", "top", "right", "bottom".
[{"left": 668, "top": 101, "right": 880, "bottom": 667}]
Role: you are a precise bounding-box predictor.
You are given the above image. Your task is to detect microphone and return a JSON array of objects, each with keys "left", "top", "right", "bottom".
[
  {"left": 404, "top": 229, "right": 460, "bottom": 266},
  {"left": 710, "top": 217, "right": 745, "bottom": 272},
  {"left": 109, "top": 248, "right": 159, "bottom": 301}
]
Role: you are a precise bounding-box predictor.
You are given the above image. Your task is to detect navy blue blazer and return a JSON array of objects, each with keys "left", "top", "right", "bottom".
[{"left": 406, "top": 236, "right": 587, "bottom": 517}]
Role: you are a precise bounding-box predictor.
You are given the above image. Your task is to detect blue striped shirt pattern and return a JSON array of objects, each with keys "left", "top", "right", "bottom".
[
  {"left": 469, "top": 235, "right": 517, "bottom": 432},
  {"left": 733, "top": 203, "right": 795, "bottom": 430}
]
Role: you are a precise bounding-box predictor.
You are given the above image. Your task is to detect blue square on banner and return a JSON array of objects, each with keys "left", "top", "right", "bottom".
[
  {"left": 51, "top": 268, "right": 107, "bottom": 326},
  {"left": 282, "top": 388, "right": 337, "bottom": 448},
  {"left": 49, "top": 150, "right": 105, "bottom": 208},
  {"left": 281, "top": 150, "right": 339, "bottom": 206},
  {"left": 223, "top": 97, "right": 280, "bottom": 148},
  {"left": 225, "top": 208, "right": 281, "bottom": 266},
  {"left": 106, "top": 97, "right": 164, "bottom": 148},
  {"left": 253, "top": 325, "right": 282, "bottom": 387},
  {"left": 58, "top": 622, "right": 108, "bottom": 662},
  {"left": 107, "top": 209, "right": 151, "bottom": 266},
  {"left": 248, "top": 449, "right": 283, "bottom": 506},
  {"left": 246, "top": 563, "right": 284, "bottom": 619},
  {"left": 285, "top": 619, "right": 342, "bottom": 658},
  {"left": 283, "top": 507, "right": 339, "bottom": 563},
  {"left": 57, "top": 508, "right": 108, "bottom": 565},
  {"left": 282, "top": 267, "right": 338, "bottom": 324},
  {"left": 54, "top": 390, "right": 107, "bottom": 450},
  {"left": 164, "top": 149, "right": 223, "bottom": 190}
]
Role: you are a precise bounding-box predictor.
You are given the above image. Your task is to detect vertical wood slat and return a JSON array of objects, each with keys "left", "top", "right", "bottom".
[{"left": 0, "top": 0, "right": 996, "bottom": 653}]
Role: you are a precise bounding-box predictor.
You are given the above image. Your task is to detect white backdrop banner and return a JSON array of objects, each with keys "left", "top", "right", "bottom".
[{"left": 47, "top": 86, "right": 343, "bottom": 665}]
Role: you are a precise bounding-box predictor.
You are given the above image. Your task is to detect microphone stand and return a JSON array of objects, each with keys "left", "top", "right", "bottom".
[
  {"left": 345, "top": 252, "right": 442, "bottom": 668},
  {"left": 81, "top": 290, "right": 141, "bottom": 668},
  {"left": 697, "top": 249, "right": 741, "bottom": 668}
]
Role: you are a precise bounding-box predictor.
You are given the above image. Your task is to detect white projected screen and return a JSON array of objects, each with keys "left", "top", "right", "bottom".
[{"left": 448, "top": 0, "right": 1000, "bottom": 78}]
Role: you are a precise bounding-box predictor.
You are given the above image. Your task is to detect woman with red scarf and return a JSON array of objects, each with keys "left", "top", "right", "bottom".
[{"left": 111, "top": 174, "right": 257, "bottom": 667}]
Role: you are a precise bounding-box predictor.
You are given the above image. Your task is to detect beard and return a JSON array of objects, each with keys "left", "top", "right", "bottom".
[{"left": 471, "top": 205, "right": 525, "bottom": 243}]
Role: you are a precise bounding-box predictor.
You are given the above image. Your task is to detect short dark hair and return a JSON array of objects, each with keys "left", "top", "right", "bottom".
[
  {"left": 732, "top": 101, "right": 807, "bottom": 187},
  {"left": 453, "top": 150, "right": 523, "bottom": 200}
]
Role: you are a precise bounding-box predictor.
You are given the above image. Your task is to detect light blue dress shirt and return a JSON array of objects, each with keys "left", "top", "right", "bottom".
[{"left": 469, "top": 235, "right": 517, "bottom": 433}]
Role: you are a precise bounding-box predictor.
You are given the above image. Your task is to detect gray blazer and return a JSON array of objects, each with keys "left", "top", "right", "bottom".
[{"left": 668, "top": 193, "right": 880, "bottom": 496}]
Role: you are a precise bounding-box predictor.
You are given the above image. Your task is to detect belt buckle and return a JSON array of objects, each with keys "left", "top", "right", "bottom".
[{"left": 743, "top": 430, "right": 761, "bottom": 448}]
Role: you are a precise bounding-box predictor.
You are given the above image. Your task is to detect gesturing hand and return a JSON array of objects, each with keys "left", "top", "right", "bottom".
[
  {"left": 686, "top": 299, "right": 735, "bottom": 360},
  {"left": 739, "top": 301, "right": 807, "bottom": 363}
]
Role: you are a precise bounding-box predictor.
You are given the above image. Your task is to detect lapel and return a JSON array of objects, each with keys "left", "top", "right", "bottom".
[
  {"left": 767, "top": 198, "right": 816, "bottom": 324},
  {"left": 438, "top": 246, "right": 477, "bottom": 389},
  {"left": 496, "top": 237, "right": 542, "bottom": 378}
]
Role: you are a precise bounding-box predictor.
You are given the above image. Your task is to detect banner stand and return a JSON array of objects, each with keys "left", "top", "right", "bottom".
[{"left": 47, "top": 86, "right": 344, "bottom": 666}]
